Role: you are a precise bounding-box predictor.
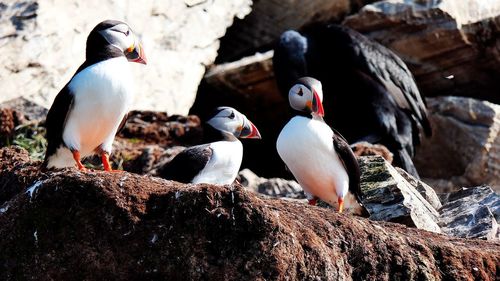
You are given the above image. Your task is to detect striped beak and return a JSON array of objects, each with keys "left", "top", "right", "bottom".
[
  {"left": 239, "top": 120, "right": 261, "bottom": 139},
  {"left": 125, "top": 39, "right": 147, "bottom": 65}
]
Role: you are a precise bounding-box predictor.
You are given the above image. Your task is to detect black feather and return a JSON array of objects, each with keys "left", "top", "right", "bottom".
[
  {"left": 158, "top": 144, "right": 213, "bottom": 183},
  {"left": 42, "top": 85, "right": 74, "bottom": 168}
]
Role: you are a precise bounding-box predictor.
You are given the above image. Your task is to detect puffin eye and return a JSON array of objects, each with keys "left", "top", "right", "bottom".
[
  {"left": 228, "top": 112, "right": 235, "bottom": 119},
  {"left": 297, "top": 88, "right": 304, "bottom": 96},
  {"left": 126, "top": 30, "right": 130, "bottom": 36}
]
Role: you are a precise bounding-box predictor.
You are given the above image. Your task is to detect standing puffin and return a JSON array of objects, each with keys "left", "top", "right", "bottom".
[
  {"left": 273, "top": 25, "right": 431, "bottom": 178},
  {"left": 43, "top": 20, "right": 147, "bottom": 171},
  {"left": 158, "top": 107, "right": 261, "bottom": 184},
  {"left": 277, "top": 77, "right": 367, "bottom": 215}
]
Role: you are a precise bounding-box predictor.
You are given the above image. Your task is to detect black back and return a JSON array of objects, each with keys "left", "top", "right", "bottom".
[
  {"left": 273, "top": 24, "right": 431, "bottom": 178},
  {"left": 157, "top": 144, "right": 213, "bottom": 183}
]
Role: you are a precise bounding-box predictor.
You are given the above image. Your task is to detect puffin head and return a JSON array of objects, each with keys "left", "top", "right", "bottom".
[
  {"left": 207, "top": 107, "right": 261, "bottom": 139},
  {"left": 288, "top": 77, "right": 325, "bottom": 117},
  {"left": 87, "top": 20, "right": 147, "bottom": 64}
]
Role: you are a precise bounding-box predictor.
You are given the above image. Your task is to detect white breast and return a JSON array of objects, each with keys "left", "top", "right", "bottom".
[
  {"left": 192, "top": 140, "right": 243, "bottom": 185},
  {"left": 276, "top": 116, "right": 349, "bottom": 206},
  {"left": 62, "top": 57, "right": 134, "bottom": 158}
]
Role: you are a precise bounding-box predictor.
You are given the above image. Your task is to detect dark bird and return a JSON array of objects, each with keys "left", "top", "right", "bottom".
[
  {"left": 273, "top": 24, "right": 431, "bottom": 178},
  {"left": 277, "top": 77, "right": 367, "bottom": 216},
  {"left": 43, "top": 20, "right": 147, "bottom": 171},
  {"left": 159, "top": 107, "right": 261, "bottom": 184}
]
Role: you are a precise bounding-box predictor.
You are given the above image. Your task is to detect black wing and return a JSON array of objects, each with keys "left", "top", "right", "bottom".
[
  {"left": 327, "top": 25, "right": 431, "bottom": 137},
  {"left": 331, "top": 127, "right": 362, "bottom": 202},
  {"left": 158, "top": 144, "right": 213, "bottom": 183},
  {"left": 42, "top": 84, "right": 75, "bottom": 167}
]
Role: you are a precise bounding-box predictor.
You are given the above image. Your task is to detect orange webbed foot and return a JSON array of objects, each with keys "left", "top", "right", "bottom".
[
  {"left": 338, "top": 197, "right": 344, "bottom": 214},
  {"left": 101, "top": 152, "right": 122, "bottom": 172},
  {"left": 72, "top": 150, "right": 87, "bottom": 171}
]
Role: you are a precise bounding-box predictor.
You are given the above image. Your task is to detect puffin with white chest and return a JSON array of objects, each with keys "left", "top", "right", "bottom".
[
  {"left": 158, "top": 107, "right": 261, "bottom": 184},
  {"left": 42, "top": 20, "right": 147, "bottom": 171},
  {"left": 277, "top": 77, "right": 368, "bottom": 216}
]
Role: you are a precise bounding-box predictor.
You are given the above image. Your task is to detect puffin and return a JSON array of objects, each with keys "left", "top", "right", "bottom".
[
  {"left": 276, "top": 77, "right": 368, "bottom": 215},
  {"left": 273, "top": 24, "right": 431, "bottom": 178},
  {"left": 42, "top": 20, "right": 147, "bottom": 171},
  {"left": 158, "top": 107, "right": 261, "bottom": 184}
]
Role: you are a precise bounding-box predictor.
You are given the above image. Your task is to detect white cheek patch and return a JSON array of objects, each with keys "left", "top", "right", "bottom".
[{"left": 288, "top": 84, "right": 312, "bottom": 110}]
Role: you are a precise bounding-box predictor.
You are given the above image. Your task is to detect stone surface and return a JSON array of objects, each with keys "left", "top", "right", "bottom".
[
  {"left": 0, "top": 0, "right": 252, "bottom": 115},
  {"left": 1, "top": 146, "right": 499, "bottom": 280},
  {"left": 238, "top": 168, "right": 304, "bottom": 199},
  {"left": 343, "top": 0, "right": 500, "bottom": 103},
  {"left": 396, "top": 167, "right": 442, "bottom": 211},
  {"left": 359, "top": 155, "right": 441, "bottom": 233},
  {"left": 0, "top": 97, "right": 47, "bottom": 122},
  {"left": 414, "top": 96, "right": 500, "bottom": 192},
  {"left": 217, "top": 0, "right": 375, "bottom": 62},
  {"left": 439, "top": 186, "right": 500, "bottom": 240}
]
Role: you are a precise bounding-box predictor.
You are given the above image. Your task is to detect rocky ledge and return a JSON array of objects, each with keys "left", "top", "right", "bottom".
[{"left": 0, "top": 147, "right": 499, "bottom": 280}]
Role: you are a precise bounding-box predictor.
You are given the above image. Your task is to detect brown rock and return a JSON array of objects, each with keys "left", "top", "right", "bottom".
[
  {"left": 352, "top": 141, "right": 394, "bottom": 164},
  {"left": 413, "top": 96, "right": 500, "bottom": 192},
  {"left": 1, "top": 146, "right": 499, "bottom": 280},
  {"left": 343, "top": 0, "right": 500, "bottom": 103},
  {"left": 0, "top": 149, "right": 500, "bottom": 280},
  {"left": 0, "top": 108, "right": 17, "bottom": 146},
  {"left": 118, "top": 111, "right": 203, "bottom": 147}
]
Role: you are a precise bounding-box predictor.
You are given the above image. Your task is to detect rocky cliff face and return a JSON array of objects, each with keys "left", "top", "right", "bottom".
[
  {"left": 343, "top": 0, "right": 500, "bottom": 103},
  {"left": 0, "top": 147, "right": 499, "bottom": 280},
  {"left": 414, "top": 96, "right": 500, "bottom": 192},
  {"left": 0, "top": 0, "right": 252, "bottom": 115}
]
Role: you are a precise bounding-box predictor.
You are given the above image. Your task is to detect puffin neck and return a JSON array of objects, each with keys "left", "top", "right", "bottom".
[
  {"left": 293, "top": 109, "right": 313, "bottom": 119},
  {"left": 202, "top": 123, "right": 238, "bottom": 142}
]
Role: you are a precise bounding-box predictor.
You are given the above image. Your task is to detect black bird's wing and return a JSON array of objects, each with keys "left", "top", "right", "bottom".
[
  {"left": 331, "top": 127, "right": 362, "bottom": 202},
  {"left": 158, "top": 144, "right": 213, "bottom": 183},
  {"left": 327, "top": 25, "right": 432, "bottom": 137},
  {"left": 42, "top": 84, "right": 75, "bottom": 167},
  {"left": 331, "top": 127, "right": 369, "bottom": 216}
]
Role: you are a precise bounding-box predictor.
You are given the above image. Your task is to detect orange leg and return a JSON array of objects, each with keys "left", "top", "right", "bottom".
[
  {"left": 72, "top": 150, "right": 86, "bottom": 171},
  {"left": 101, "top": 152, "right": 121, "bottom": 172},
  {"left": 308, "top": 198, "right": 318, "bottom": 206},
  {"left": 338, "top": 197, "right": 344, "bottom": 214}
]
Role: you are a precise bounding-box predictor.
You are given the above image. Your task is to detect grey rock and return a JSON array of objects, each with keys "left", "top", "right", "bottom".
[
  {"left": 0, "top": 97, "right": 47, "bottom": 122},
  {"left": 396, "top": 167, "right": 442, "bottom": 210},
  {"left": 359, "top": 156, "right": 441, "bottom": 233},
  {"left": 0, "top": 0, "right": 252, "bottom": 115},
  {"left": 238, "top": 169, "right": 304, "bottom": 199},
  {"left": 343, "top": 0, "right": 500, "bottom": 103},
  {"left": 438, "top": 186, "right": 500, "bottom": 240},
  {"left": 413, "top": 96, "right": 500, "bottom": 192}
]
